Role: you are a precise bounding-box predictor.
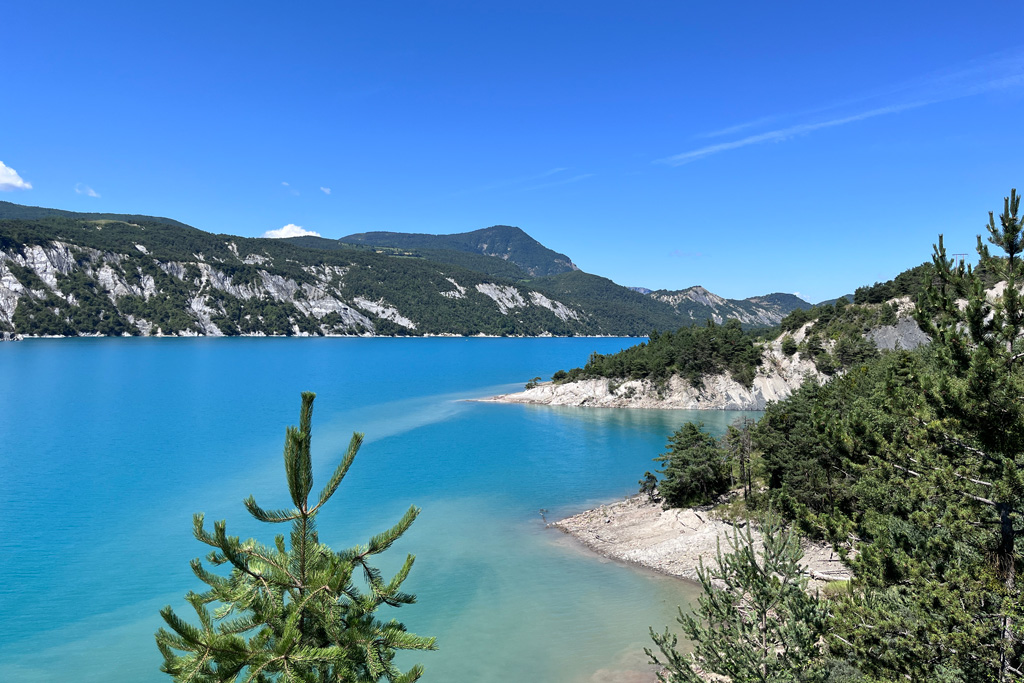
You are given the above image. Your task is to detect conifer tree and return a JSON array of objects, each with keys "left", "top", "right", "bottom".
[
  {"left": 826, "top": 191, "right": 1024, "bottom": 681},
  {"left": 909, "top": 191, "right": 1024, "bottom": 681},
  {"left": 725, "top": 417, "right": 756, "bottom": 500},
  {"left": 647, "top": 512, "right": 829, "bottom": 683},
  {"left": 156, "top": 392, "right": 436, "bottom": 682},
  {"left": 657, "top": 422, "right": 731, "bottom": 508}
]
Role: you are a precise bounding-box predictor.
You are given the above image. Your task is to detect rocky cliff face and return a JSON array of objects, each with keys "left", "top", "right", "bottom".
[
  {"left": 485, "top": 316, "right": 930, "bottom": 410},
  {"left": 0, "top": 239, "right": 587, "bottom": 337},
  {"left": 0, "top": 203, "right": 826, "bottom": 337},
  {"left": 488, "top": 326, "right": 825, "bottom": 410},
  {"left": 649, "top": 286, "right": 811, "bottom": 327},
  {"left": 867, "top": 316, "right": 930, "bottom": 351}
]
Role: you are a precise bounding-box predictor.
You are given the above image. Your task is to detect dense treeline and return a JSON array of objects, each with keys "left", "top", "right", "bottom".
[
  {"left": 853, "top": 257, "right": 1005, "bottom": 305},
  {"left": 651, "top": 191, "right": 1024, "bottom": 682},
  {"left": 285, "top": 235, "right": 531, "bottom": 280},
  {"left": 556, "top": 318, "right": 763, "bottom": 387},
  {"left": 771, "top": 297, "right": 901, "bottom": 375},
  {"left": 0, "top": 199, "right": 193, "bottom": 228},
  {"left": 853, "top": 262, "right": 932, "bottom": 304},
  {"left": 547, "top": 292, "right": 905, "bottom": 391},
  {"left": 737, "top": 338, "right": 1020, "bottom": 681}
]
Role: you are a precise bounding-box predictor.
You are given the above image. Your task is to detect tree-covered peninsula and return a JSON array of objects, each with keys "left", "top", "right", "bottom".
[{"left": 490, "top": 280, "right": 926, "bottom": 411}]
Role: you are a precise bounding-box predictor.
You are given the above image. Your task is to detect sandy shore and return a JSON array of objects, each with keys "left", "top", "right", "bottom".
[{"left": 553, "top": 495, "right": 850, "bottom": 590}]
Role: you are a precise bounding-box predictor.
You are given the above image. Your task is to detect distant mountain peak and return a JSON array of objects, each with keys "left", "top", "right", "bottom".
[
  {"left": 338, "top": 225, "right": 577, "bottom": 277},
  {"left": 648, "top": 286, "right": 811, "bottom": 327}
]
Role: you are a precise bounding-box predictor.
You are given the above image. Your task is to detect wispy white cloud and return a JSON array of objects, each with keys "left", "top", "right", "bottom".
[
  {"left": 281, "top": 181, "right": 290, "bottom": 186},
  {"left": 320, "top": 186, "right": 331, "bottom": 195},
  {"left": 696, "top": 114, "right": 788, "bottom": 140},
  {"left": 526, "top": 167, "right": 567, "bottom": 181},
  {"left": 524, "top": 173, "right": 595, "bottom": 191},
  {"left": 263, "top": 224, "right": 321, "bottom": 239},
  {"left": 454, "top": 167, "right": 568, "bottom": 196},
  {"left": 75, "top": 183, "right": 100, "bottom": 198},
  {"left": 662, "top": 103, "right": 922, "bottom": 166},
  {"left": 0, "top": 161, "right": 31, "bottom": 191},
  {"left": 666, "top": 49, "right": 1024, "bottom": 165}
]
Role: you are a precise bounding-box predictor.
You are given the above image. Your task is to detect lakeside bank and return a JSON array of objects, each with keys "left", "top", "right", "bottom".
[
  {"left": 479, "top": 332, "right": 825, "bottom": 411},
  {"left": 552, "top": 495, "right": 850, "bottom": 590}
]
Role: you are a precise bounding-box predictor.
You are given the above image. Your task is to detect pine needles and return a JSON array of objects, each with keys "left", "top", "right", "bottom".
[{"left": 156, "top": 392, "right": 435, "bottom": 682}]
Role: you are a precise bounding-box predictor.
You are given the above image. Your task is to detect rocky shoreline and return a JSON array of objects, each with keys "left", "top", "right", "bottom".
[
  {"left": 481, "top": 316, "right": 929, "bottom": 411},
  {"left": 482, "top": 330, "right": 826, "bottom": 411},
  {"left": 553, "top": 495, "right": 850, "bottom": 590}
]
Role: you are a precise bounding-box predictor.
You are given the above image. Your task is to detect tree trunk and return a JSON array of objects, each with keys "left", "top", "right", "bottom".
[{"left": 997, "top": 502, "right": 1016, "bottom": 683}]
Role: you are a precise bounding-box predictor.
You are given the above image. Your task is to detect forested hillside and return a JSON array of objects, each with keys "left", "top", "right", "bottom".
[
  {"left": 0, "top": 201, "right": 816, "bottom": 338},
  {"left": 526, "top": 270, "right": 691, "bottom": 336},
  {"left": 503, "top": 248, "right": 936, "bottom": 414},
  {"left": 285, "top": 235, "right": 530, "bottom": 280},
  {"left": 336, "top": 224, "right": 578, "bottom": 277},
  {"left": 0, "top": 214, "right": 596, "bottom": 337},
  {"left": 646, "top": 191, "right": 1024, "bottom": 682},
  {"left": 550, "top": 293, "right": 925, "bottom": 392},
  {"left": 556, "top": 319, "right": 763, "bottom": 388}
]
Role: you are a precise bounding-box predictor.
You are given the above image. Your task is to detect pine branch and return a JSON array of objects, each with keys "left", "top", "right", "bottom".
[
  {"left": 157, "top": 392, "right": 433, "bottom": 681},
  {"left": 311, "top": 432, "right": 362, "bottom": 514},
  {"left": 244, "top": 496, "right": 300, "bottom": 523},
  {"left": 363, "top": 505, "right": 420, "bottom": 557}
]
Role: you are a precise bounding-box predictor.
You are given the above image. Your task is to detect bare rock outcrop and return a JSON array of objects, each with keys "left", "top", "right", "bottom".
[{"left": 486, "top": 328, "right": 825, "bottom": 410}]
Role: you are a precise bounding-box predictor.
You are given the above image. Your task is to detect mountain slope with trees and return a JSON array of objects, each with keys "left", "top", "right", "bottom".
[
  {"left": 284, "top": 234, "right": 531, "bottom": 280},
  {"left": 0, "top": 201, "right": 815, "bottom": 338},
  {"left": 496, "top": 264, "right": 932, "bottom": 409},
  {"left": 336, "top": 224, "right": 578, "bottom": 277},
  {"left": 0, "top": 213, "right": 595, "bottom": 337},
  {"left": 646, "top": 189, "right": 1024, "bottom": 682}
]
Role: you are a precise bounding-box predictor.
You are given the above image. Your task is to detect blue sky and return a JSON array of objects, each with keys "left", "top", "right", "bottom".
[{"left": 3, "top": 1, "right": 1023, "bottom": 302}]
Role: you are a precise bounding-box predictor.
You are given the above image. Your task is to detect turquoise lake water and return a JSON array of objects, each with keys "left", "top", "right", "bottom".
[{"left": 0, "top": 338, "right": 760, "bottom": 682}]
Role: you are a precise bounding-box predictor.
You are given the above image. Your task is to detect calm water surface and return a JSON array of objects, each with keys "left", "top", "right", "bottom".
[{"left": 0, "top": 337, "right": 760, "bottom": 682}]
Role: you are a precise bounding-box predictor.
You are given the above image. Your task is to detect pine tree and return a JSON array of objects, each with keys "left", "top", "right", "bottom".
[
  {"left": 647, "top": 512, "right": 829, "bottom": 683},
  {"left": 725, "top": 416, "right": 756, "bottom": 500},
  {"left": 657, "top": 422, "right": 731, "bottom": 508},
  {"left": 155, "top": 392, "right": 436, "bottom": 682},
  {"left": 908, "top": 191, "right": 1024, "bottom": 681},
  {"left": 827, "top": 191, "right": 1024, "bottom": 681}
]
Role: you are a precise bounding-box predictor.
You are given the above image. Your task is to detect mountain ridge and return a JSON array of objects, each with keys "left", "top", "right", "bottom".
[
  {"left": 337, "top": 225, "right": 578, "bottom": 277},
  {"left": 649, "top": 286, "right": 811, "bottom": 327},
  {"left": 0, "top": 201, "right": 815, "bottom": 337}
]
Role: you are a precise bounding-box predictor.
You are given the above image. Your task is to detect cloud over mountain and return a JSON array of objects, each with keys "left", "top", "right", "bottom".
[
  {"left": 263, "top": 223, "right": 321, "bottom": 239},
  {"left": 0, "top": 162, "right": 31, "bottom": 191}
]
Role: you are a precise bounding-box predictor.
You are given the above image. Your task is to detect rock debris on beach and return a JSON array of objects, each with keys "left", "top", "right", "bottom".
[{"left": 553, "top": 495, "right": 850, "bottom": 589}]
